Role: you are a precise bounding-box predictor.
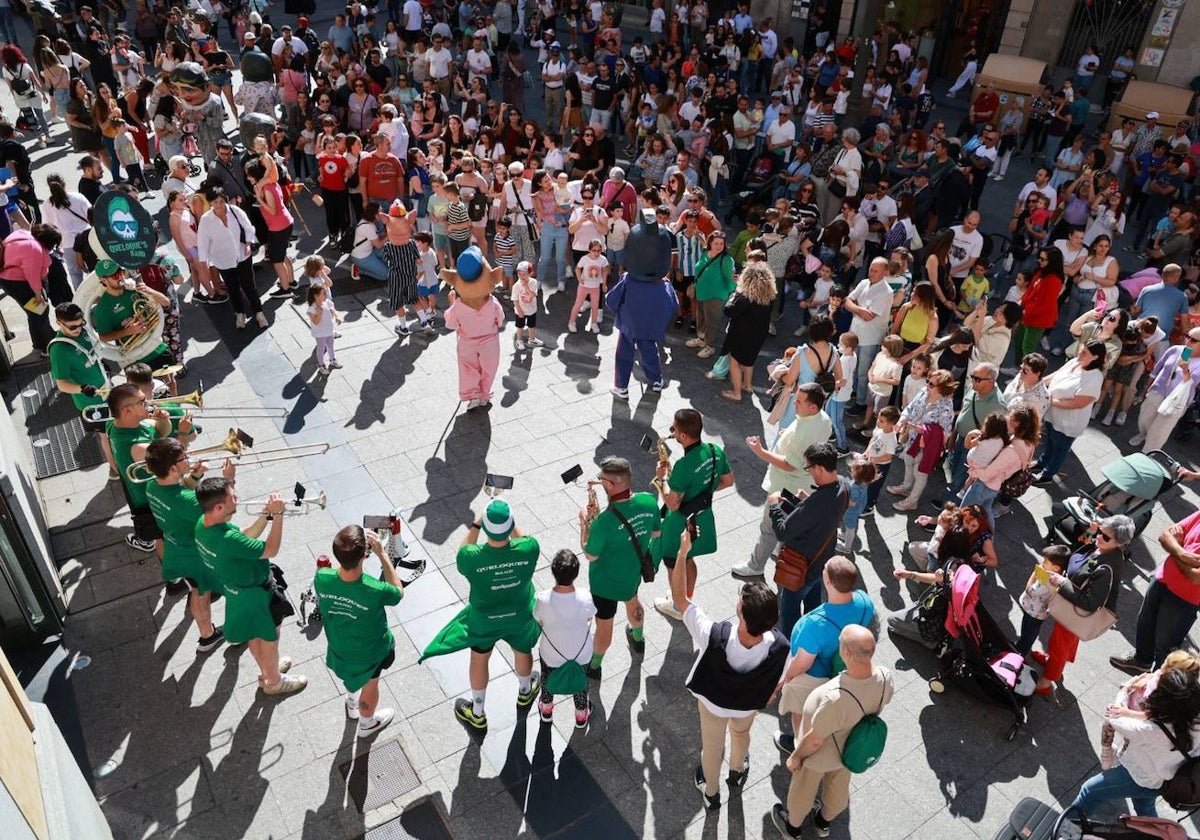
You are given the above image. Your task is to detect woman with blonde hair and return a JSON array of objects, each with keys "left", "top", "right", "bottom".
[{"left": 719, "top": 256, "right": 777, "bottom": 401}]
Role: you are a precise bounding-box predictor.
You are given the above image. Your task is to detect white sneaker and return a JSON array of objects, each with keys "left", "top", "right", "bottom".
[
  {"left": 1115, "top": 411, "right": 1128, "bottom": 426},
  {"left": 317, "top": 365, "right": 330, "bottom": 376},
  {"left": 654, "top": 596, "right": 683, "bottom": 620},
  {"left": 596, "top": 312, "right": 603, "bottom": 324},
  {"left": 557, "top": 281, "right": 565, "bottom": 292},
  {"left": 528, "top": 337, "right": 545, "bottom": 347},
  {"left": 465, "top": 398, "right": 481, "bottom": 410},
  {"left": 255, "top": 312, "right": 268, "bottom": 328},
  {"left": 261, "top": 673, "right": 308, "bottom": 695},
  {"left": 580, "top": 301, "right": 591, "bottom": 313},
  {"left": 1130, "top": 434, "right": 1145, "bottom": 447},
  {"left": 568, "top": 321, "right": 578, "bottom": 333},
  {"left": 357, "top": 708, "right": 395, "bottom": 737},
  {"left": 1102, "top": 410, "right": 1115, "bottom": 426},
  {"left": 515, "top": 339, "right": 527, "bottom": 350},
  {"left": 346, "top": 694, "right": 360, "bottom": 720},
  {"left": 235, "top": 313, "right": 247, "bottom": 329},
  {"left": 585, "top": 322, "right": 595, "bottom": 333}
]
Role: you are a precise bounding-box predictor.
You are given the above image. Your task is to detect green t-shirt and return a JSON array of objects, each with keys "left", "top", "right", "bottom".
[
  {"left": 314, "top": 567, "right": 402, "bottom": 691},
  {"left": 48, "top": 331, "right": 105, "bottom": 411},
  {"left": 585, "top": 492, "right": 661, "bottom": 602},
  {"left": 195, "top": 519, "right": 274, "bottom": 644},
  {"left": 660, "top": 442, "right": 730, "bottom": 560},
  {"left": 90, "top": 289, "right": 168, "bottom": 364},
  {"left": 145, "top": 480, "right": 211, "bottom": 588},
  {"left": 107, "top": 420, "right": 160, "bottom": 507},
  {"left": 457, "top": 536, "right": 539, "bottom": 630}
]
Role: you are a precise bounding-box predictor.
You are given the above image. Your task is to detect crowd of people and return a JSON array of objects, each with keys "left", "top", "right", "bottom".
[{"left": 7, "top": 1, "right": 1200, "bottom": 837}]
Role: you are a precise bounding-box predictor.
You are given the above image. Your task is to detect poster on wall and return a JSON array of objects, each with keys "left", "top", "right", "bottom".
[
  {"left": 1139, "top": 46, "right": 1165, "bottom": 68},
  {"left": 791, "top": 0, "right": 811, "bottom": 21},
  {"left": 1151, "top": 6, "right": 1179, "bottom": 38}
]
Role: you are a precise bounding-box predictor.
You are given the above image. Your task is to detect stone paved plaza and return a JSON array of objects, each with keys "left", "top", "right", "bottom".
[{"left": 3, "top": 8, "right": 1200, "bottom": 840}]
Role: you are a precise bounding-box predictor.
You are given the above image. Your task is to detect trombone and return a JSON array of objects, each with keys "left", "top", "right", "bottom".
[
  {"left": 240, "top": 483, "right": 328, "bottom": 516},
  {"left": 124, "top": 428, "right": 330, "bottom": 483},
  {"left": 83, "top": 385, "right": 288, "bottom": 424}
]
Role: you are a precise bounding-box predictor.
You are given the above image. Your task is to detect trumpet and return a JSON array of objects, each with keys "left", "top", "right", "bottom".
[
  {"left": 240, "top": 483, "right": 328, "bottom": 516},
  {"left": 125, "top": 429, "right": 330, "bottom": 483},
  {"left": 83, "top": 384, "right": 288, "bottom": 423},
  {"left": 95, "top": 363, "right": 184, "bottom": 399}
]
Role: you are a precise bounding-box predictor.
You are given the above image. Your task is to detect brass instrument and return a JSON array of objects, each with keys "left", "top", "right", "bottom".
[
  {"left": 124, "top": 428, "right": 329, "bottom": 483},
  {"left": 96, "top": 363, "right": 182, "bottom": 399},
  {"left": 650, "top": 434, "right": 673, "bottom": 495},
  {"left": 586, "top": 480, "right": 601, "bottom": 525},
  {"left": 240, "top": 483, "right": 328, "bottom": 516},
  {"left": 117, "top": 294, "right": 162, "bottom": 355},
  {"left": 74, "top": 273, "right": 167, "bottom": 368},
  {"left": 83, "top": 384, "right": 287, "bottom": 423}
]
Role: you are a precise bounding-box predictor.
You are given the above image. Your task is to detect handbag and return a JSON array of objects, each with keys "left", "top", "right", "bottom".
[
  {"left": 263, "top": 563, "right": 296, "bottom": 626},
  {"left": 1159, "top": 377, "right": 1191, "bottom": 416},
  {"left": 828, "top": 178, "right": 847, "bottom": 199},
  {"left": 1046, "top": 559, "right": 1116, "bottom": 642},
  {"left": 772, "top": 486, "right": 847, "bottom": 591}
]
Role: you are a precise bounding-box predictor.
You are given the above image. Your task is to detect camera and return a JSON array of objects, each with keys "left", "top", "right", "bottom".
[{"left": 121, "top": 278, "right": 138, "bottom": 291}]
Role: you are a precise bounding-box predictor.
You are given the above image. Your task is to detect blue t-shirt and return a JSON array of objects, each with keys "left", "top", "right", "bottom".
[
  {"left": 1136, "top": 282, "right": 1189, "bottom": 328},
  {"left": 789, "top": 591, "right": 876, "bottom": 679}
]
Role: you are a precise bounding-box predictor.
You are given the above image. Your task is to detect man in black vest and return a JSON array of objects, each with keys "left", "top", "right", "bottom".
[{"left": 673, "top": 526, "right": 788, "bottom": 812}]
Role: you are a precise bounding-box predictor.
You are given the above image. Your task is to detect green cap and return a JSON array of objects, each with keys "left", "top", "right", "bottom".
[
  {"left": 480, "top": 499, "right": 514, "bottom": 539},
  {"left": 95, "top": 259, "right": 121, "bottom": 278}
]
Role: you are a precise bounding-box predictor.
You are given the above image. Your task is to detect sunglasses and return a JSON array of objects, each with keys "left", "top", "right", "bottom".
[{"left": 970, "top": 374, "right": 992, "bottom": 382}]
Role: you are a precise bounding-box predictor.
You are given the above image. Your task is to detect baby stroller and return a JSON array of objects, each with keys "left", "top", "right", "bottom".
[
  {"left": 994, "top": 797, "right": 1196, "bottom": 840},
  {"left": 922, "top": 562, "right": 1034, "bottom": 741},
  {"left": 730, "top": 153, "right": 782, "bottom": 222},
  {"left": 1047, "top": 450, "right": 1181, "bottom": 547}
]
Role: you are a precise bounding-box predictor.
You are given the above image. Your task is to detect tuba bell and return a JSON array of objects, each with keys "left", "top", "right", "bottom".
[{"left": 73, "top": 272, "right": 166, "bottom": 369}]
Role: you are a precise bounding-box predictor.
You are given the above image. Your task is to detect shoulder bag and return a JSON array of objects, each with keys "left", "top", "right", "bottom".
[
  {"left": 1046, "top": 558, "right": 1117, "bottom": 641},
  {"left": 828, "top": 150, "right": 848, "bottom": 199},
  {"left": 511, "top": 183, "right": 539, "bottom": 244}
]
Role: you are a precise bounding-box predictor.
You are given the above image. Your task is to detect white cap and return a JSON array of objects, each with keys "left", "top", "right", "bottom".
[
  {"left": 1146, "top": 111, "right": 1160, "bottom": 120},
  {"left": 517, "top": 260, "right": 532, "bottom": 274}
]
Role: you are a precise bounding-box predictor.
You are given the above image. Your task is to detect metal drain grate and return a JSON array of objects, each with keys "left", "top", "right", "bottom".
[
  {"left": 339, "top": 739, "right": 422, "bottom": 813},
  {"left": 15, "top": 366, "right": 104, "bottom": 479},
  {"left": 360, "top": 798, "right": 452, "bottom": 840}
]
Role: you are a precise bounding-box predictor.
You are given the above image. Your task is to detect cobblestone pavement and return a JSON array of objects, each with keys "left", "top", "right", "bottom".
[{"left": 4, "top": 8, "right": 1200, "bottom": 840}]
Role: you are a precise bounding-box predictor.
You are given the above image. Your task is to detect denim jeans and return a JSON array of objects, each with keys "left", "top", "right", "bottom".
[
  {"left": 947, "top": 440, "right": 969, "bottom": 497},
  {"left": 1070, "top": 764, "right": 1161, "bottom": 818},
  {"left": 1035, "top": 423, "right": 1076, "bottom": 480},
  {"left": 959, "top": 480, "right": 999, "bottom": 523},
  {"left": 1015, "top": 611, "right": 1044, "bottom": 655},
  {"left": 854, "top": 345, "right": 880, "bottom": 407},
  {"left": 1134, "top": 578, "right": 1200, "bottom": 668},
  {"left": 538, "top": 224, "right": 569, "bottom": 288},
  {"left": 828, "top": 398, "right": 848, "bottom": 448},
  {"left": 352, "top": 249, "right": 390, "bottom": 282},
  {"left": 779, "top": 576, "right": 824, "bottom": 639}
]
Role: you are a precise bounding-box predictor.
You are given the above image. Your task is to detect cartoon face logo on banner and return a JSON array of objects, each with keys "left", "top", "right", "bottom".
[{"left": 93, "top": 191, "right": 157, "bottom": 269}]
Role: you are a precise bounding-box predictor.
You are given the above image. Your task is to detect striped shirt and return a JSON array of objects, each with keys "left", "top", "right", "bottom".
[
  {"left": 676, "top": 231, "right": 706, "bottom": 276},
  {"left": 446, "top": 200, "right": 471, "bottom": 241}
]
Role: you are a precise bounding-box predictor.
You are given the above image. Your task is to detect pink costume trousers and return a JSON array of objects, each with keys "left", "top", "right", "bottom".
[{"left": 457, "top": 335, "right": 500, "bottom": 401}]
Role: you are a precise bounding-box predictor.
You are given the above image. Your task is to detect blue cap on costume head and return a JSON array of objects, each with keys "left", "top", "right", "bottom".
[{"left": 457, "top": 246, "right": 484, "bottom": 282}]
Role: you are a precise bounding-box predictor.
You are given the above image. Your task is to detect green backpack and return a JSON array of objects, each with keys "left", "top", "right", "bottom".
[
  {"left": 835, "top": 684, "right": 888, "bottom": 773},
  {"left": 543, "top": 636, "right": 589, "bottom": 696}
]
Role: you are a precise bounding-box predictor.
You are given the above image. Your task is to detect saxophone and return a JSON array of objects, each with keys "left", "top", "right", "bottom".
[
  {"left": 586, "top": 480, "right": 601, "bottom": 525},
  {"left": 651, "top": 435, "right": 672, "bottom": 495}
]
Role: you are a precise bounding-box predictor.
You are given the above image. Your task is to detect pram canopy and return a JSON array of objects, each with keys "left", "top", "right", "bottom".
[{"left": 1100, "top": 453, "right": 1173, "bottom": 501}]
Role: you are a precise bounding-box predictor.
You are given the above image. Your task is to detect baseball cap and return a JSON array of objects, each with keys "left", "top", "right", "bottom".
[
  {"left": 480, "top": 499, "right": 515, "bottom": 539},
  {"left": 550, "top": 42, "right": 561, "bottom": 51},
  {"left": 914, "top": 167, "right": 931, "bottom": 178},
  {"left": 516, "top": 260, "right": 532, "bottom": 274},
  {"left": 771, "top": 90, "right": 783, "bottom": 98},
  {"left": 298, "top": 15, "right": 309, "bottom": 26},
  {"left": 95, "top": 259, "right": 121, "bottom": 278},
  {"left": 243, "top": 30, "right": 256, "bottom": 40},
  {"left": 1146, "top": 111, "right": 1160, "bottom": 120}
]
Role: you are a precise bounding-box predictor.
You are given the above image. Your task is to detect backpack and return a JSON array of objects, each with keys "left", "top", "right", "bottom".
[
  {"left": 467, "top": 189, "right": 489, "bottom": 223},
  {"left": 542, "top": 633, "right": 589, "bottom": 696},
  {"left": 835, "top": 682, "right": 889, "bottom": 773},
  {"left": 1154, "top": 720, "right": 1200, "bottom": 810},
  {"left": 9, "top": 67, "right": 32, "bottom": 97},
  {"left": 808, "top": 342, "right": 837, "bottom": 395}
]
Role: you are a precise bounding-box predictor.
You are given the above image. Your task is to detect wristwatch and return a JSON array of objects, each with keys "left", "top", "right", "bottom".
[{"left": 265, "top": 514, "right": 276, "bottom": 521}]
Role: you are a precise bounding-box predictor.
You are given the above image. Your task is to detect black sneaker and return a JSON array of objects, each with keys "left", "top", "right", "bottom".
[
  {"left": 516, "top": 673, "right": 541, "bottom": 711},
  {"left": 727, "top": 760, "right": 749, "bottom": 789},
  {"left": 268, "top": 285, "right": 295, "bottom": 299},
  {"left": 694, "top": 766, "right": 720, "bottom": 811},
  {"left": 811, "top": 802, "right": 832, "bottom": 838},
  {"left": 1110, "top": 655, "right": 1151, "bottom": 676},
  {"left": 774, "top": 730, "right": 795, "bottom": 755},
  {"left": 454, "top": 697, "right": 488, "bottom": 731},
  {"left": 126, "top": 534, "right": 156, "bottom": 553},
  {"left": 845, "top": 404, "right": 866, "bottom": 416},
  {"left": 928, "top": 499, "right": 944, "bottom": 510},
  {"left": 586, "top": 664, "right": 602, "bottom": 681},
  {"left": 196, "top": 628, "right": 225, "bottom": 653},
  {"left": 1032, "top": 473, "right": 1054, "bottom": 486},
  {"left": 771, "top": 803, "right": 803, "bottom": 838},
  {"left": 164, "top": 578, "right": 189, "bottom": 595},
  {"left": 626, "top": 625, "right": 645, "bottom": 654},
  {"left": 674, "top": 316, "right": 684, "bottom": 329},
  {"left": 209, "top": 294, "right": 230, "bottom": 304},
  {"left": 193, "top": 291, "right": 212, "bottom": 304}
]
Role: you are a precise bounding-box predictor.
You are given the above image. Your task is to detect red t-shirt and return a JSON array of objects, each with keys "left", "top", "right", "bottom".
[
  {"left": 361, "top": 152, "right": 403, "bottom": 201},
  {"left": 317, "top": 152, "right": 350, "bottom": 191},
  {"left": 1157, "top": 510, "right": 1200, "bottom": 605}
]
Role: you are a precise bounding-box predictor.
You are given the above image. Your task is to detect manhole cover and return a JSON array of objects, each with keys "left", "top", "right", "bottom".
[
  {"left": 338, "top": 739, "right": 421, "bottom": 813},
  {"left": 360, "top": 798, "right": 452, "bottom": 840}
]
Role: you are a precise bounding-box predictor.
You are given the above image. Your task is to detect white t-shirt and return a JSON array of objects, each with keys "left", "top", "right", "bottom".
[
  {"left": 1017, "top": 181, "right": 1058, "bottom": 212},
  {"left": 1047, "top": 361, "right": 1104, "bottom": 437},
  {"left": 650, "top": 7, "right": 666, "bottom": 33},
  {"left": 847, "top": 277, "right": 893, "bottom": 346},
  {"left": 866, "top": 427, "right": 898, "bottom": 461},
  {"left": 570, "top": 206, "right": 608, "bottom": 250},
  {"left": 271, "top": 36, "right": 308, "bottom": 57},
  {"left": 466, "top": 48, "right": 491, "bottom": 80},
  {"left": 902, "top": 373, "right": 925, "bottom": 407},
  {"left": 683, "top": 603, "right": 775, "bottom": 718},
  {"left": 308, "top": 298, "right": 335, "bottom": 338},
  {"left": 417, "top": 247, "right": 439, "bottom": 287},
  {"left": 576, "top": 253, "right": 609, "bottom": 287},
  {"left": 766, "top": 118, "right": 796, "bottom": 151},
  {"left": 351, "top": 219, "right": 378, "bottom": 259},
  {"left": 833, "top": 352, "right": 856, "bottom": 401},
  {"left": 427, "top": 47, "right": 452, "bottom": 79},
  {"left": 534, "top": 588, "right": 597, "bottom": 668},
  {"left": 504, "top": 180, "right": 533, "bottom": 228},
  {"left": 403, "top": 0, "right": 423, "bottom": 29},
  {"left": 868, "top": 354, "right": 902, "bottom": 397},
  {"left": 1056, "top": 239, "right": 1089, "bottom": 282},
  {"left": 949, "top": 225, "right": 984, "bottom": 279}
]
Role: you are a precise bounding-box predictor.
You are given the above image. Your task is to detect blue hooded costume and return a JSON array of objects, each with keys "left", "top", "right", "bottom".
[{"left": 604, "top": 212, "right": 679, "bottom": 391}]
